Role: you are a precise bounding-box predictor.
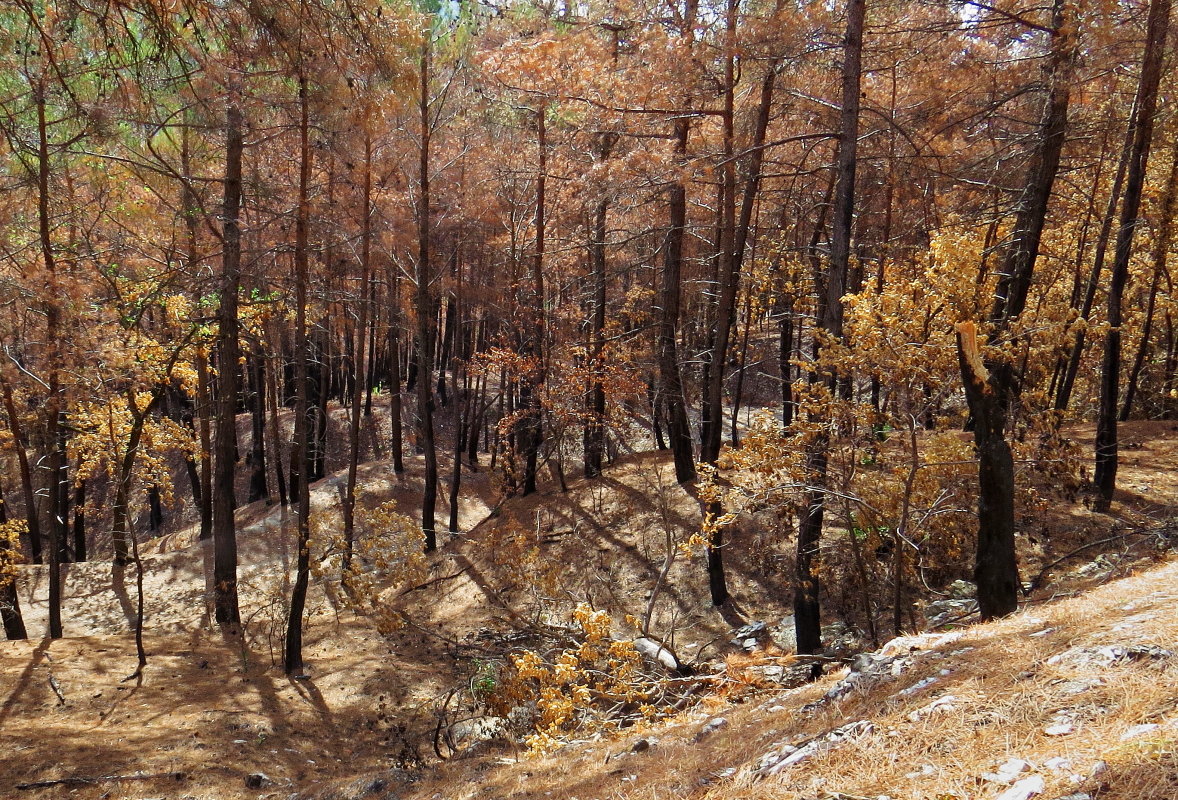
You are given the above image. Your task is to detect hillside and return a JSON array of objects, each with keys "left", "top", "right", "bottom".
[
  {"left": 376, "top": 555, "right": 1177, "bottom": 800},
  {"left": 2, "top": 422, "right": 1177, "bottom": 800}
]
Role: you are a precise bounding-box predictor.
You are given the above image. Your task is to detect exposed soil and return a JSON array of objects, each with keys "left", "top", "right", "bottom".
[{"left": 1, "top": 419, "right": 1175, "bottom": 799}]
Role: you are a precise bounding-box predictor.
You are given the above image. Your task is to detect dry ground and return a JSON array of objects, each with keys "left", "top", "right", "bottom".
[
  {"left": 390, "top": 555, "right": 1178, "bottom": 800},
  {"left": 1, "top": 420, "right": 1176, "bottom": 799}
]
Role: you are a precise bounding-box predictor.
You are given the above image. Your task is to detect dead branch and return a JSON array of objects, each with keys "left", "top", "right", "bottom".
[
  {"left": 17, "top": 772, "right": 186, "bottom": 790},
  {"left": 47, "top": 674, "right": 65, "bottom": 705}
]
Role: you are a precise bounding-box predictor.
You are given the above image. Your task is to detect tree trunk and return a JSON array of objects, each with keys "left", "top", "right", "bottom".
[
  {"left": 194, "top": 345, "right": 214, "bottom": 540},
  {"left": 147, "top": 485, "right": 163, "bottom": 533},
  {"left": 36, "top": 86, "right": 64, "bottom": 638},
  {"left": 213, "top": 94, "right": 244, "bottom": 633},
  {"left": 1054, "top": 100, "right": 1137, "bottom": 412},
  {"left": 364, "top": 280, "right": 378, "bottom": 417},
  {"left": 264, "top": 333, "right": 288, "bottom": 507},
  {"left": 959, "top": 0, "right": 1075, "bottom": 618},
  {"left": 437, "top": 293, "right": 456, "bottom": 408},
  {"left": 658, "top": 117, "right": 697, "bottom": 485},
  {"left": 285, "top": 74, "right": 314, "bottom": 676},
  {"left": 342, "top": 133, "right": 374, "bottom": 569},
  {"left": 795, "top": 0, "right": 864, "bottom": 657},
  {"left": 957, "top": 324, "right": 1020, "bottom": 617},
  {"left": 448, "top": 381, "right": 468, "bottom": 534},
  {"left": 308, "top": 326, "right": 330, "bottom": 482},
  {"left": 584, "top": 188, "right": 608, "bottom": 478},
  {"left": 416, "top": 38, "right": 439, "bottom": 549},
  {"left": 1121, "top": 136, "right": 1178, "bottom": 421},
  {"left": 1094, "top": 0, "right": 1171, "bottom": 512},
  {"left": 699, "top": 0, "right": 741, "bottom": 469},
  {"left": 247, "top": 344, "right": 269, "bottom": 503},
  {"left": 0, "top": 482, "right": 27, "bottom": 639},
  {"left": 517, "top": 108, "right": 547, "bottom": 497},
  {"left": 730, "top": 289, "right": 754, "bottom": 447},
  {"left": 71, "top": 478, "right": 85, "bottom": 563},
  {"left": 181, "top": 121, "right": 213, "bottom": 540},
  {"left": 1, "top": 379, "right": 42, "bottom": 565}
]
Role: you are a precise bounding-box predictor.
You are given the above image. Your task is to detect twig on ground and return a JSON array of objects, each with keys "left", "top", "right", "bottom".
[
  {"left": 17, "top": 772, "right": 186, "bottom": 790},
  {"left": 1029, "top": 529, "right": 1163, "bottom": 590},
  {"left": 398, "top": 566, "right": 471, "bottom": 596},
  {"left": 46, "top": 674, "right": 65, "bottom": 705}
]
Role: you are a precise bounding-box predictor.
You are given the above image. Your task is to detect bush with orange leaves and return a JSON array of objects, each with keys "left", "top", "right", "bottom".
[
  {"left": 483, "top": 604, "right": 805, "bottom": 754},
  {"left": 485, "top": 604, "right": 696, "bottom": 753}
]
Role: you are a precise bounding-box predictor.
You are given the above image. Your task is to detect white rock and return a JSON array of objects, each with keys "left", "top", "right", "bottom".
[
  {"left": 1044, "top": 756, "right": 1072, "bottom": 771},
  {"left": 899, "top": 676, "right": 938, "bottom": 696},
  {"left": 908, "top": 694, "right": 959, "bottom": 721},
  {"left": 699, "top": 717, "right": 728, "bottom": 736},
  {"left": 983, "top": 758, "right": 1033, "bottom": 784},
  {"left": 1120, "top": 723, "right": 1159, "bottom": 740},
  {"left": 995, "top": 775, "right": 1045, "bottom": 800},
  {"left": 1045, "top": 723, "right": 1075, "bottom": 736}
]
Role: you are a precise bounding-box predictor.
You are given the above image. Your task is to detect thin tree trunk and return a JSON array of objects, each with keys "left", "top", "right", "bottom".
[
  {"left": 247, "top": 344, "right": 269, "bottom": 503},
  {"left": 71, "top": 478, "right": 85, "bottom": 563},
  {"left": 1, "top": 379, "right": 42, "bottom": 565},
  {"left": 699, "top": 0, "right": 741, "bottom": 469},
  {"left": 364, "top": 279, "right": 378, "bottom": 417},
  {"left": 437, "top": 292, "right": 456, "bottom": 408},
  {"left": 1055, "top": 100, "right": 1138, "bottom": 411},
  {"left": 0, "top": 482, "right": 27, "bottom": 639},
  {"left": 1164, "top": 310, "right": 1178, "bottom": 418},
  {"left": 342, "top": 133, "right": 374, "bottom": 569},
  {"left": 584, "top": 188, "right": 609, "bottom": 478},
  {"left": 1121, "top": 137, "right": 1178, "bottom": 420},
  {"left": 180, "top": 121, "right": 213, "bottom": 540},
  {"left": 213, "top": 94, "right": 244, "bottom": 633},
  {"left": 285, "top": 74, "right": 314, "bottom": 676},
  {"left": 36, "top": 85, "right": 63, "bottom": 639},
  {"left": 416, "top": 38, "right": 439, "bottom": 549},
  {"left": 1094, "top": 0, "right": 1171, "bottom": 511},
  {"left": 194, "top": 346, "right": 214, "bottom": 540},
  {"left": 147, "top": 485, "right": 163, "bottom": 533},
  {"left": 308, "top": 326, "right": 329, "bottom": 482},
  {"left": 448, "top": 379, "right": 468, "bottom": 534},
  {"left": 517, "top": 107, "right": 547, "bottom": 497},
  {"left": 264, "top": 334, "right": 288, "bottom": 507},
  {"left": 658, "top": 117, "right": 697, "bottom": 485},
  {"left": 794, "top": 0, "right": 864, "bottom": 658},
  {"left": 730, "top": 289, "right": 754, "bottom": 447}
]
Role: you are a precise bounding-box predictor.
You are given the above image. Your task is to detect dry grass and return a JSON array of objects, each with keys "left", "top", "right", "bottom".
[
  {"left": 381, "top": 556, "right": 1177, "bottom": 800},
  {"left": 2, "top": 416, "right": 1177, "bottom": 800}
]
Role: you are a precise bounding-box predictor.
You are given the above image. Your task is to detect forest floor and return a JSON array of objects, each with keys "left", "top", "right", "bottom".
[{"left": 1, "top": 418, "right": 1176, "bottom": 799}]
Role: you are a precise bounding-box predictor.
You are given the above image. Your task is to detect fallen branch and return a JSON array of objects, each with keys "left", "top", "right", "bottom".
[
  {"left": 17, "top": 771, "right": 186, "bottom": 790},
  {"left": 1029, "top": 529, "right": 1160, "bottom": 591},
  {"left": 47, "top": 675, "right": 65, "bottom": 705},
  {"left": 398, "top": 566, "right": 471, "bottom": 596}
]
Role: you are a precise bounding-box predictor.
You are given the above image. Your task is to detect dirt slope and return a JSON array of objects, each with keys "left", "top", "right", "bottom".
[
  {"left": 367, "top": 553, "right": 1176, "bottom": 800},
  {"left": 2, "top": 422, "right": 1177, "bottom": 800}
]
